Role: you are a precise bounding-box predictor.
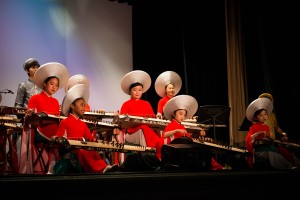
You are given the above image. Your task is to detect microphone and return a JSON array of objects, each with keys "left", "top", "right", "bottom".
[{"left": 6, "top": 89, "right": 14, "bottom": 94}]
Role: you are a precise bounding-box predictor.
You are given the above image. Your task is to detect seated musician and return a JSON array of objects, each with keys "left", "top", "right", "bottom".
[
  {"left": 245, "top": 97, "right": 299, "bottom": 169},
  {"left": 258, "top": 93, "right": 300, "bottom": 166},
  {"left": 51, "top": 84, "right": 119, "bottom": 174},
  {"left": 162, "top": 94, "right": 225, "bottom": 170},
  {"left": 154, "top": 71, "right": 182, "bottom": 119},
  {"left": 20, "top": 62, "right": 69, "bottom": 174},
  {"left": 119, "top": 70, "right": 164, "bottom": 160}
]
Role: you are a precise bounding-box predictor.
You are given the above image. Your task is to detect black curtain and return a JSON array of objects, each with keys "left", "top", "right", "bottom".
[
  {"left": 241, "top": 0, "right": 300, "bottom": 140},
  {"left": 132, "top": 0, "right": 229, "bottom": 142},
  {"left": 131, "top": 0, "right": 300, "bottom": 141}
]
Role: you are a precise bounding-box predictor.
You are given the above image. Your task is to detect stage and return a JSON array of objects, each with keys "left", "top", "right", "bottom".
[{"left": 1, "top": 169, "right": 299, "bottom": 199}]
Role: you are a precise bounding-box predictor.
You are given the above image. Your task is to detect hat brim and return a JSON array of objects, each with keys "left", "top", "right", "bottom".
[
  {"left": 65, "top": 74, "right": 90, "bottom": 93},
  {"left": 163, "top": 95, "right": 198, "bottom": 120},
  {"left": 246, "top": 97, "right": 273, "bottom": 122},
  {"left": 34, "top": 62, "right": 69, "bottom": 90},
  {"left": 121, "top": 70, "right": 151, "bottom": 95},
  {"left": 61, "top": 84, "right": 90, "bottom": 116},
  {"left": 155, "top": 71, "right": 182, "bottom": 97}
]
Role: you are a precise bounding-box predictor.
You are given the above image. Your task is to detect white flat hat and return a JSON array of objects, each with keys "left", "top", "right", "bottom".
[
  {"left": 34, "top": 62, "right": 69, "bottom": 90},
  {"left": 121, "top": 70, "right": 151, "bottom": 95},
  {"left": 65, "top": 74, "right": 90, "bottom": 93},
  {"left": 163, "top": 94, "right": 198, "bottom": 120},
  {"left": 246, "top": 97, "right": 273, "bottom": 122},
  {"left": 61, "top": 84, "right": 90, "bottom": 116},
  {"left": 155, "top": 71, "right": 182, "bottom": 97}
]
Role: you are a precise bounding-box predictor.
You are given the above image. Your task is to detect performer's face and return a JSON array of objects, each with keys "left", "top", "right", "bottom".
[
  {"left": 71, "top": 98, "right": 86, "bottom": 118},
  {"left": 130, "top": 85, "right": 143, "bottom": 100}
]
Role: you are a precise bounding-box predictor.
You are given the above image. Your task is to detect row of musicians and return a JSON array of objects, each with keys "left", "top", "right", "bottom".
[
  {"left": 3, "top": 61, "right": 225, "bottom": 175},
  {"left": 4, "top": 59, "right": 300, "bottom": 175}
]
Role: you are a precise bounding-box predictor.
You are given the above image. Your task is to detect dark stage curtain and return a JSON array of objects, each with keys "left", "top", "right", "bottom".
[{"left": 130, "top": 0, "right": 300, "bottom": 142}]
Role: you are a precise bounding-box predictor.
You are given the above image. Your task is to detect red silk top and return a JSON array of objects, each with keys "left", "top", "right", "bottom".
[
  {"left": 157, "top": 96, "right": 171, "bottom": 115},
  {"left": 163, "top": 119, "right": 192, "bottom": 144},
  {"left": 27, "top": 91, "right": 60, "bottom": 139},
  {"left": 245, "top": 122, "right": 270, "bottom": 169},
  {"left": 56, "top": 114, "right": 107, "bottom": 173},
  {"left": 56, "top": 114, "right": 94, "bottom": 141},
  {"left": 120, "top": 98, "right": 163, "bottom": 159},
  {"left": 120, "top": 98, "right": 155, "bottom": 118}
]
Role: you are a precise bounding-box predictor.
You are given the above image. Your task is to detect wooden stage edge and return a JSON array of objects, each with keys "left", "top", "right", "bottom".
[{"left": 1, "top": 169, "right": 299, "bottom": 199}]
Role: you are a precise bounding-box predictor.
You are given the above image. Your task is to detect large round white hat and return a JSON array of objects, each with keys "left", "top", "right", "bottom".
[
  {"left": 155, "top": 71, "right": 182, "bottom": 97},
  {"left": 121, "top": 70, "right": 151, "bottom": 95},
  {"left": 33, "top": 62, "right": 69, "bottom": 90},
  {"left": 163, "top": 94, "right": 198, "bottom": 120},
  {"left": 61, "top": 84, "right": 90, "bottom": 116},
  {"left": 65, "top": 74, "right": 90, "bottom": 93},
  {"left": 246, "top": 97, "right": 273, "bottom": 122}
]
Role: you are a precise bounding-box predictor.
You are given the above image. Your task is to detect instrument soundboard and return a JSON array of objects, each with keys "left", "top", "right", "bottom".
[
  {"left": 115, "top": 114, "right": 209, "bottom": 133},
  {"left": 274, "top": 140, "right": 300, "bottom": 149},
  {"left": 83, "top": 111, "right": 117, "bottom": 119},
  {"left": 0, "top": 106, "right": 26, "bottom": 116},
  {"left": 54, "top": 138, "right": 156, "bottom": 153},
  {"left": 46, "top": 114, "right": 121, "bottom": 131},
  {"left": 0, "top": 115, "right": 23, "bottom": 130},
  {"left": 192, "top": 138, "right": 250, "bottom": 155}
]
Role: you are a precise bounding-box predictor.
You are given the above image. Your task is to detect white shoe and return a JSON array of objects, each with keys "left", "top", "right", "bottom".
[
  {"left": 103, "top": 164, "right": 119, "bottom": 173},
  {"left": 290, "top": 166, "right": 298, "bottom": 170}
]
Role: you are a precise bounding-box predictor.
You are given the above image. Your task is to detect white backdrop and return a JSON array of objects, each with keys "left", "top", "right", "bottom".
[{"left": 0, "top": 0, "right": 132, "bottom": 112}]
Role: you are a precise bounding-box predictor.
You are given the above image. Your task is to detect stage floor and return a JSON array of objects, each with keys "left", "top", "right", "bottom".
[{"left": 1, "top": 169, "right": 299, "bottom": 199}]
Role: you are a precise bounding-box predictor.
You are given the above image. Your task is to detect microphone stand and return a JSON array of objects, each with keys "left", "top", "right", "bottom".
[{"left": 0, "top": 89, "right": 14, "bottom": 94}]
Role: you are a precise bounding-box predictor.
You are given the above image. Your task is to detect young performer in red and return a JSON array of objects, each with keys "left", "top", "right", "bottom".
[
  {"left": 19, "top": 62, "right": 70, "bottom": 174},
  {"left": 155, "top": 71, "right": 182, "bottom": 119},
  {"left": 53, "top": 84, "right": 118, "bottom": 174},
  {"left": 119, "top": 70, "right": 164, "bottom": 160},
  {"left": 258, "top": 93, "right": 300, "bottom": 166},
  {"left": 162, "top": 95, "right": 224, "bottom": 170},
  {"left": 245, "top": 97, "right": 299, "bottom": 169}
]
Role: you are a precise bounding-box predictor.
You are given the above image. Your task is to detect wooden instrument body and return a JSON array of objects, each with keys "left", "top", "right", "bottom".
[
  {"left": 53, "top": 137, "right": 156, "bottom": 153},
  {"left": 114, "top": 114, "right": 210, "bottom": 133}
]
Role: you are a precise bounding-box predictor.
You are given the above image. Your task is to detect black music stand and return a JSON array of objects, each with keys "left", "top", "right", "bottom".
[
  {"left": 239, "top": 116, "right": 252, "bottom": 131},
  {"left": 197, "top": 105, "right": 231, "bottom": 141}
]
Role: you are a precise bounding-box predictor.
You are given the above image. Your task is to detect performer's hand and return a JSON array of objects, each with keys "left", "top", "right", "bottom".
[
  {"left": 50, "top": 136, "right": 58, "bottom": 142},
  {"left": 200, "top": 130, "right": 206, "bottom": 137},
  {"left": 26, "top": 108, "right": 34, "bottom": 116},
  {"left": 178, "top": 129, "right": 187, "bottom": 136},
  {"left": 113, "top": 110, "right": 119, "bottom": 116},
  {"left": 156, "top": 113, "right": 162, "bottom": 119}
]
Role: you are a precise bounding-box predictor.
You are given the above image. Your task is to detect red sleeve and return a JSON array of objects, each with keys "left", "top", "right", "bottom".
[
  {"left": 164, "top": 120, "right": 191, "bottom": 141},
  {"left": 157, "top": 98, "right": 164, "bottom": 114},
  {"left": 157, "top": 96, "right": 170, "bottom": 114},
  {"left": 83, "top": 123, "right": 94, "bottom": 141},
  {"left": 27, "top": 94, "right": 38, "bottom": 110},
  {"left": 145, "top": 101, "right": 155, "bottom": 116},
  {"left": 56, "top": 119, "right": 67, "bottom": 137},
  {"left": 120, "top": 100, "right": 129, "bottom": 114}
]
